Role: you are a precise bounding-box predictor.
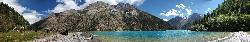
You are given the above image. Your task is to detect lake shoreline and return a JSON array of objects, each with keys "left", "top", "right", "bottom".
[
  {"left": 210, "top": 31, "right": 250, "bottom": 42},
  {"left": 32, "top": 30, "right": 232, "bottom": 42},
  {"left": 32, "top": 32, "right": 100, "bottom": 42}
]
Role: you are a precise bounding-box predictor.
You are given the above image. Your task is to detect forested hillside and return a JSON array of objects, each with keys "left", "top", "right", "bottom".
[
  {"left": 192, "top": 0, "right": 250, "bottom": 31},
  {"left": 0, "top": 2, "right": 30, "bottom": 32}
]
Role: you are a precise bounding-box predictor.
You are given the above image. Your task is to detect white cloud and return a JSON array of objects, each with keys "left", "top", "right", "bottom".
[
  {"left": 185, "top": 8, "right": 192, "bottom": 15},
  {"left": 160, "top": 9, "right": 180, "bottom": 16},
  {"left": 22, "top": 11, "right": 43, "bottom": 24},
  {"left": 52, "top": 0, "right": 80, "bottom": 13},
  {"left": 176, "top": 4, "right": 186, "bottom": 9},
  {"left": 51, "top": 0, "right": 145, "bottom": 13},
  {"left": 0, "top": 0, "right": 43, "bottom": 24},
  {"left": 205, "top": 8, "right": 212, "bottom": 13},
  {"left": 162, "top": 19, "right": 169, "bottom": 21},
  {"left": 0, "top": 0, "right": 26, "bottom": 13},
  {"left": 160, "top": 4, "right": 192, "bottom": 18}
]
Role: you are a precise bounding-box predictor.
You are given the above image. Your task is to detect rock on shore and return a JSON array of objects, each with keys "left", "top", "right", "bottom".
[
  {"left": 210, "top": 31, "right": 250, "bottom": 42},
  {"left": 32, "top": 32, "right": 100, "bottom": 42}
]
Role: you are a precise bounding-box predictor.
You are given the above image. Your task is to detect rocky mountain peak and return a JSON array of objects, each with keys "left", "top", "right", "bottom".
[
  {"left": 32, "top": 1, "right": 173, "bottom": 32},
  {"left": 84, "top": 1, "right": 110, "bottom": 10},
  {"left": 167, "top": 13, "right": 202, "bottom": 29},
  {"left": 115, "top": 3, "right": 135, "bottom": 9}
]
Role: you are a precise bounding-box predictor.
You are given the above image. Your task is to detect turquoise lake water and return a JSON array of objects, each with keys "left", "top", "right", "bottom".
[{"left": 92, "top": 30, "right": 230, "bottom": 42}]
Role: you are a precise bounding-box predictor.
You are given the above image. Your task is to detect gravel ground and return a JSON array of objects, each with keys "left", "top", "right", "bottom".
[
  {"left": 210, "top": 31, "right": 250, "bottom": 42},
  {"left": 32, "top": 32, "right": 100, "bottom": 42}
]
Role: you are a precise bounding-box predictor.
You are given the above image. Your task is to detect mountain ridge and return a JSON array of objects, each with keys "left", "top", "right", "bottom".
[
  {"left": 32, "top": 1, "right": 173, "bottom": 32},
  {"left": 167, "top": 13, "right": 202, "bottom": 29}
]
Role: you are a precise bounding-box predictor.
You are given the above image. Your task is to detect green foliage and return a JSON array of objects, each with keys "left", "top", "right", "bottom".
[
  {"left": 213, "top": 0, "right": 250, "bottom": 15},
  {"left": 0, "top": 2, "right": 30, "bottom": 32},
  {"left": 192, "top": 0, "right": 250, "bottom": 31},
  {"left": 0, "top": 31, "right": 50, "bottom": 42},
  {"left": 191, "top": 24, "right": 207, "bottom": 31}
]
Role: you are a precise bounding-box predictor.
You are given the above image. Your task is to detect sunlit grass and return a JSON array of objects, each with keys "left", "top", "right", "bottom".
[{"left": 0, "top": 31, "right": 52, "bottom": 42}]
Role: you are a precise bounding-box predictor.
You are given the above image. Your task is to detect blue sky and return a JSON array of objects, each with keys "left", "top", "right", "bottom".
[
  {"left": 0, "top": 0, "right": 224, "bottom": 24},
  {"left": 17, "top": 0, "right": 58, "bottom": 14},
  {"left": 138, "top": 0, "right": 224, "bottom": 20}
]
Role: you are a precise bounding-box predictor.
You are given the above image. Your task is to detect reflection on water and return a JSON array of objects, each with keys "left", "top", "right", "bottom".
[{"left": 93, "top": 30, "right": 230, "bottom": 42}]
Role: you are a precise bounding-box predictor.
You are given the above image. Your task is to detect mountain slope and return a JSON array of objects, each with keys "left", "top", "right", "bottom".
[
  {"left": 192, "top": 0, "right": 250, "bottom": 31},
  {"left": 0, "top": 2, "right": 30, "bottom": 32},
  {"left": 167, "top": 13, "right": 202, "bottom": 29},
  {"left": 167, "top": 16, "right": 186, "bottom": 29},
  {"left": 32, "top": 1, "right": 173, "bottom": 31},
  {"left": 181, "top": 13, "right": 202, "bottom": 29}
]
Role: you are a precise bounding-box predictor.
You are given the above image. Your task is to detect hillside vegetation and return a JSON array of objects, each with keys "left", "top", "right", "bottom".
[
  {"left": 192, "top": 0, "right": 250, "bottom": 31},
  {"left": 0, "top": 2, "right": 50, "bottom": 42},
  {"left": 0, "top": 2, "right": 30, "bottom": 32}
]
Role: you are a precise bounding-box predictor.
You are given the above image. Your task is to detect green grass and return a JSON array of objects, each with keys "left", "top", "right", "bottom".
[{"left": 0, "top": 31, "right": 51, "bottom": 42}]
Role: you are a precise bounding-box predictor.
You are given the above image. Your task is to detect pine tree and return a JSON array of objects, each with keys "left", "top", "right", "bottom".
[{"left": 192, "top": 0, "right": 250, "bottom": 31}]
